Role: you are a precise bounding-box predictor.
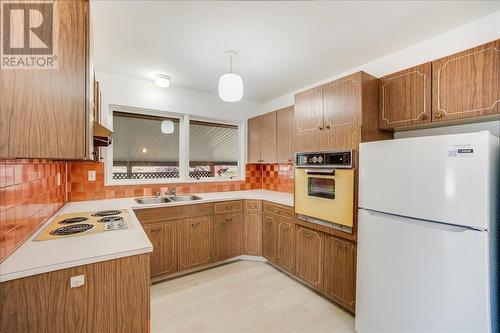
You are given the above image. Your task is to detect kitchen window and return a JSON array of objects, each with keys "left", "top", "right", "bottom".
[
  {"left": 189, "top": 120, "right": 239, "bottom": 179},
  {"left": 112, "top": 112, "right": 180, "bottom": 180},
  {"left": 107, "top": 108, "right": 243, "bottom": 185}
]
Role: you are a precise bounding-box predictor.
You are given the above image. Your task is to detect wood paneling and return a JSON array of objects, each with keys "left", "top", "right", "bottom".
[
  {"left": 294, "top": 86, "right": 324, "bottom": 132},
  {"left": 262, "top": 213, "right": 278, "bottom": 263},
  {"left": 0, "top": 0, "right": 90, "bottom": 159},
  {"left": 295, "top": 226, "right": 323, "bottom": 289},
  {"left": 432, "top": 40, "right": 500, "bottom": 121},
  {"left": 276, "top": 106, "right": 294, "bottom": 163},
  {"left": 0, "top": 254, "right": 150, "bottom": 333},
  {"left": 260, "top": 112, "right": 277, "bottom": 163},
  {"left": 213, "top": 212, "right": 243, "bottom": 261},
  {"left": 213, "top": 200, "right": 243, "bottom": 214},
  {"left": 247, "top": 117, "right": 261, "bottom": 163},
  {"left": 178, "top": 215, "right": 213, "bottom": 271},
  {"left": 134, "top": 203, "right": 212, "bottom": 223},
  {"left": 143, "top": 221, "right": 177, "bottom": 278},
  {"left": 322, "top": 235, "right": 356, "bottom": 312},
  {"left": 379, "top": 63, "right": 432, "bottom": 129},
  {"left": 277, "top": 217, "right": 294, "bottom": 273},
  {"left": 243, "top": 200, "right": 262, "bottom": 256}
]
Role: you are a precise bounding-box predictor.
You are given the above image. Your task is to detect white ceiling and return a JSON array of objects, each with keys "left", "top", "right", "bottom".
[{"left": 91, "top": 1, "right": 500, "bottom": 102}]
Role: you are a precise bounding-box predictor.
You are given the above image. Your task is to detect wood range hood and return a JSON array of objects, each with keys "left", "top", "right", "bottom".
[{"left": 93, "top": 121, "right": 113, "bottom": 147}]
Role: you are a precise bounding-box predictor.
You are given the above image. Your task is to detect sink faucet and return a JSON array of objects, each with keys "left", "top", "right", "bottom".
[
  {"left": 154, "top": 191, "right": 161, "bottom": 197},
  {"left": 169, "top": 189, "right": 176, "bottom": 196}
]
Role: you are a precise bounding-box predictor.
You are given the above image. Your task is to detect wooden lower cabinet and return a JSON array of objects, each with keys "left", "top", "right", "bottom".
[
  {"left": 295, "top": 226, "right": 324, "bottom": 289},
  {"left": 143, "top": 221, "right": 177, "bottom": 278},
  {"left": 178, "top": 215, "right": 213, "bottom": 271},
  {"left": 243, "top": 200, "right": 262, "bottom": 255},
  {"left": 262, "top": 213, "right": 278, "bottom": 263},
  {"left": 213, "top": 212, "right": 243, "bottom": 261},
  {"left": 322, "top": 235, "right": 357, "bottom": 312},
  {"left": 277, "top": 217, "right": 294, "bottom": 273},
  {"left": 0, "top": 254, "right": 150, "bottom": 333}
]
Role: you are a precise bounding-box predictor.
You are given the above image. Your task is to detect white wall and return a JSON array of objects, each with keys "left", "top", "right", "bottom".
[
  {"left": 96, "top": 70, "right": 261, "bottom": 124},
  {"left": 260, "top": 10, "right": 500, "bottom": 114}
]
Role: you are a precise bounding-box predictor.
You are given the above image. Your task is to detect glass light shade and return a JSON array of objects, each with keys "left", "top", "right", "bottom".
[
  {"left": 218, "top": 73, "right": 243, "bottom": 102},
  {"left": 155, "top": 74, "right": 170, "bottom": 88},
  {"left": 161, "top": 120, "right": 174, "bottom": 134}
]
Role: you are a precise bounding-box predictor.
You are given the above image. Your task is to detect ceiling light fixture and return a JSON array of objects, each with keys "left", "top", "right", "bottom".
[
  {"left": 218, "top": 51, "right": 243, "bottom": 102},
  {"left": 142, "top": 148, "right": 148, "bottom": 153},
  {"left": 161, "top": 120, "right": 175, "bottom": 134},
  {"left": 154, "top": 74, "right": 170, "bottom": 88}
]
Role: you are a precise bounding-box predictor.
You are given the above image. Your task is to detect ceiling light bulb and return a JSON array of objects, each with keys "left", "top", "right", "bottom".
[
  {"left": 142, "top": 148, "right": 148, "bottom": 153},
  {"left": 218, "top": 50, "right": 243, "bottom": 102},
  {"left": 161, "top": 120, "right": 174, "bottom": 134},
  {"left": 154, "top": 74, "right": 170, "bottom": 88}
]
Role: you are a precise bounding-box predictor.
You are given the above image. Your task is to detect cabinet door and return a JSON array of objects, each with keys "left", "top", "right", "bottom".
[
  {"left": 262, "top": 213, "right": 278, "bottom": 264},
  {"left": 243, "top": 200, "right": 262, "bottom": 256},
  {"left": 213, "top": 212, "right": 242, "bottom": 261},
  {"left": 178, "top": 215, "right": 212, "bottom": 271},
  {"left": 260, "top": 112, "right": 277, "bottom": 163},
  {"left": 0, "top": 0, "right": 90, "bottom": 159},
  {"left": 143, "top": 221, "right": 177, "bottom": 278},
  {"left": 277, "top": 218, "right": 294, "bottom": 274},
  {"left": 295, "top": 226, "right": 323, "bottom": 289},
  {"left": 293, "top": 86, "right": 328, "bottom": 153},
  {"left": 323, "top": 73, "right": 362, "bottom": 150},
  {"left": 379, "top": 63, "right": 431, "bottom": 129},
  {"left": 247, "top": 116, "right": 261, "bottom": 163},
  {"left": 323, "top": 235, "right": 356, "bottom": 312},
  {"left": 432, "top": 40, "right": 500, "bottom": 122},
  {"left": 276, "top": 106, "right": 294, "bottom": 163}
]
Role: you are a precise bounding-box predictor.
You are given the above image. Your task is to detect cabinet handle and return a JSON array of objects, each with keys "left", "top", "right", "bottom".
[
  {"left": 151, "top": 228, "right": 161, "bottom": 232},
  {"left": 273, "top": 210, "right": 280, "bottom": 214},
  {"left": 326, "top": 125, "right": 331, "bottom": 129},
  {"left": 434, "top": 112, "right": 442, "bottom": 119},
  {"left": 191, "top": 222, "right": 200, "bottom": 227},
  {"left": 265, "top": 220, "right": 273, "bottom": 224},
  {"left": 225, "top": 217, "right": 233, "bottom": 222},
  {"left": 419, "top": 114, "right": 428, "bottom": 120},
  {"left": 317, "top": 126, "right": 323, "bottom": 130}
]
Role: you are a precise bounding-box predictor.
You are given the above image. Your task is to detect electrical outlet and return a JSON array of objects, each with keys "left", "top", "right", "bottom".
[
  {"left": 70, "top": 275, "right": 85, "bottom": 288},
  {"left": 88, "top": 170, "right": 96, "bottom": 181}
]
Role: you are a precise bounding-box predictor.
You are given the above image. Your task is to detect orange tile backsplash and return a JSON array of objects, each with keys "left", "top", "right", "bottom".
[
  {"left": 0, "top": 159, "right": 67, "bottom": 262},
  {"left": 261, "top": 163, "right": 294, "bottom": 193}
]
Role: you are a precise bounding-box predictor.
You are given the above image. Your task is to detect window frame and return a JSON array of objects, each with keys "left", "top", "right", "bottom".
[{"left": 104, "top": 105, "right": 245, "bottom": 186}]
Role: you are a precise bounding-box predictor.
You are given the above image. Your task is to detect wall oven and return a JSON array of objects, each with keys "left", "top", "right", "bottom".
[{"left": 294, "top": 150, "right": 354, "bottom": 230}]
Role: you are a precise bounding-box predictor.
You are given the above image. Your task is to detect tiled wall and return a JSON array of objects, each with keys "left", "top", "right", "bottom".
[
  {"left": 66, "top": 162, "right": 294, "bottom": 201},
  {"left": 0, "top": 160, "right": 67, "bottom": 262}
]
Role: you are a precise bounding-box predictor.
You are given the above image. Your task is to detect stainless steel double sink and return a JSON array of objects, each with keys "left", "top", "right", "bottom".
[{"left": 135, "top": 195, "right": 203, "bottom": 205}]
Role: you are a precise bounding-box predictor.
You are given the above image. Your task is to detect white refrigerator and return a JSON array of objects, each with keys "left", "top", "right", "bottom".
[{"left": 355, "top": 131, "right": 499, "bottom": 333}]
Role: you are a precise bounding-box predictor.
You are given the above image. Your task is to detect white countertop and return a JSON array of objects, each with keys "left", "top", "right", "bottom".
[{"left": 0, "top": 190, "right": 293, "bottom": 282}]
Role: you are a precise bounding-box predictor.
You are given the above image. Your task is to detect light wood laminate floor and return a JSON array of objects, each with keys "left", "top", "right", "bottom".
[{"left": 151, "top": 260, "right": 355, "bottom": 333}]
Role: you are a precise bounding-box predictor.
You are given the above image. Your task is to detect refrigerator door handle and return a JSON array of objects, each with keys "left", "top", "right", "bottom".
[{"left": 362, "top": 209, "right": 486, "bottom": 232}]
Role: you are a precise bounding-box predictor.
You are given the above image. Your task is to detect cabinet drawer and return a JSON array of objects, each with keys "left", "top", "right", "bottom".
[
  {"left": 263, "top": 202, "right": 293, "bottom": 219},
  {"left": 244, "top": 200, "right": 262, "bottom": 211},
  {"left": 134, "top": 203, "right": 212, "bottom": 224},
  {"left": 213, "top": 200, "right": 243, "bottom": 214}
]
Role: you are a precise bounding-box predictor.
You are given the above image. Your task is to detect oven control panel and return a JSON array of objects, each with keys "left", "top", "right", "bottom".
[{"left": 295, "top": 150, "right": 352, "bottom": 168}]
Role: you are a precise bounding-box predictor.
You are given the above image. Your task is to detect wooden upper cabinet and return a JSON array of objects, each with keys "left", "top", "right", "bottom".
[
  {"left": 247, "top": 112, "right": 276, "bottom": 163},
  {"left": 322, "top": 235, "right": 356, "bottom": 312},
  {"left": 143, "top": 221, "right": 177, "bottom": 278},
  {"left": 294, "top": 86, "right": 324, "bottom": 132},
  {"left": 295, "top": 226, "right": 324, "bottom": 289},
  {"left": 178, "top": 215, "right": 213, "bottom": 271},
  {"left": 276, "top": 106, "right": 294, "bottom": 163},
  {"left": 379, "top": 63, "right": 432, "bottom": 129},
  {"left": 213, "top": 212, "right": 243, "bottom": 261},
  {"left": 247, "top": 116, "right": 262, "bottom": 163},
  {"left": 0, "top": 0, "right": 91, "bottom": 159},
  {"left": 260, "top": 112, "right": 277, "bottom": 163},
  {"left": 432, "top": 40, "right": 500, "bottom": 122}
]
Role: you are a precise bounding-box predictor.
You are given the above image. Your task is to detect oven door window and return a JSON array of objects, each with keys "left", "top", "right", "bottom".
[{"left": 308, "top": 177, "right": 335, "bottom": 199}]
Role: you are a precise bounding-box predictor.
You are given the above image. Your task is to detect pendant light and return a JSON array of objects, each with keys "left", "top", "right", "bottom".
[
  {"left": 218, "top": 51, "right": 244, "bottom": 102},
  {"left": 154, "top": 74, "right": 170, "bottom": 88}
]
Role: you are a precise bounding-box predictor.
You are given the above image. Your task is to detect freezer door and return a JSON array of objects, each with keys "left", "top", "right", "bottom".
[
  {"left": 359, "top": 131, "right": 496, "bottom": 229},
  {"left": 356, "top": 209, "right": 491, "bottom": 333}
]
